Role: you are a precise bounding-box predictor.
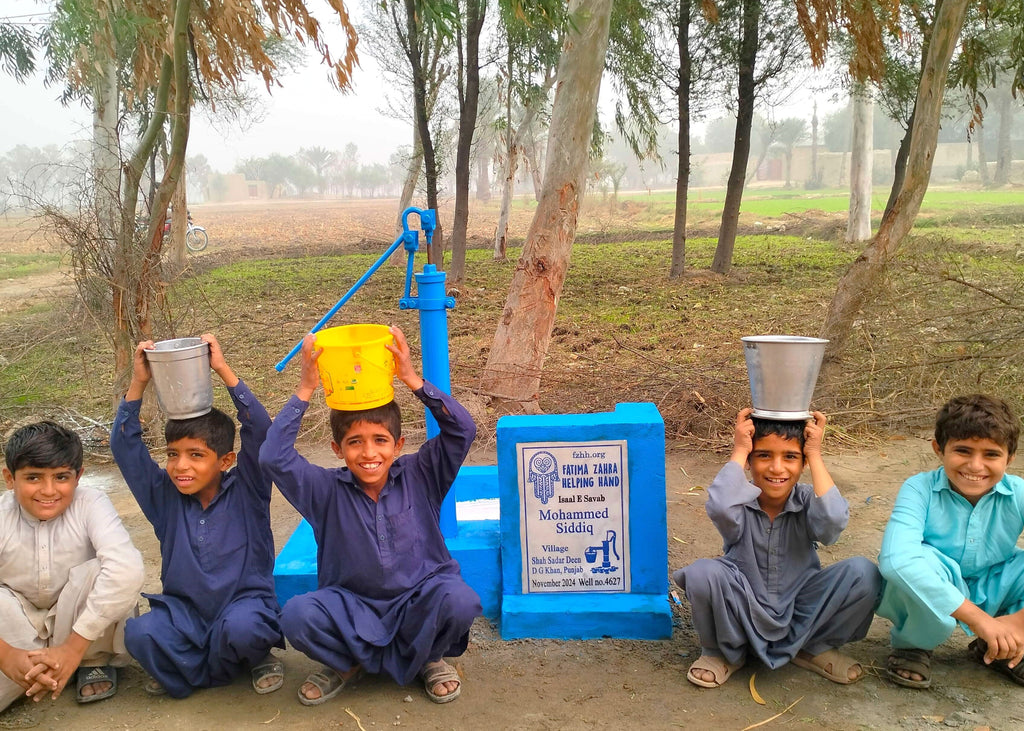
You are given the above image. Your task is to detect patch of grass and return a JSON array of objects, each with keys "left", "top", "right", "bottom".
[
  {"left": 0, "top": 252, "right": 61, "bottom": 278},
  {"left": 4, "top": 195, "right": 1024, "bottom": 446}
]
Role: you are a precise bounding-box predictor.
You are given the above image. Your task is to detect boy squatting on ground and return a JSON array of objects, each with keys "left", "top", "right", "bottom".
[
  {"left": 259, "top": 326, "right": 481, "bottom": 706},
  {"left": 880, "top": 394, "right": 1024, "bottom": 689},
  {"left": 673, "top": 408, "right": 882, "bottom": 688},
  {"left": 0, "top": 422, "right": 144, "bottom": 710},
  {"left": 109, "top": 334, "right": 285, "bottom": 698}
]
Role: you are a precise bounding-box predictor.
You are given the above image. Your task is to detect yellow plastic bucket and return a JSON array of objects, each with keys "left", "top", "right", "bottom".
[{"left": 314, "top": 324, "right": 396, "bottom": 410}]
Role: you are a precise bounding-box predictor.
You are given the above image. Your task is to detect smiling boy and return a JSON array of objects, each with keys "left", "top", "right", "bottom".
[
  {"left": 880, "top": 394, "right": 1024, "bottom": 689},
  {"left": 672, "top": 408, "right": 881, "bottom": 688},
  {"left": 1, "top": 422, "right": 143, "bottom": 711},
  {"left": 110, "top": 334, "right": 285, "bottom": 698},
  {"left": 259, "top": 326, "right": 481, "bottom": 706}
]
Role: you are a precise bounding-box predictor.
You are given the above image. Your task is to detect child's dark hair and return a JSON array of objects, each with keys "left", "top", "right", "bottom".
[
  {"left": 165, "top": 407, "right": 236, "bottom": 456},
  {"left": 935, "top": 394, "right": 1019, "bottom": 456},
  {"left": 752, "top": 417, "right": 807, "bottom": 453},
  {"left": 4, "top": 421, "right": 83, "bottom": 473},
  {"left": 330, "top": 401, "right": 402, "bottom": 444}
]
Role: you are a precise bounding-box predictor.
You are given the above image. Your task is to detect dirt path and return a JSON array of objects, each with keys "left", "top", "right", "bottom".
[{"left": 0, "top": 437, "right": 1019, "bottom": 731}]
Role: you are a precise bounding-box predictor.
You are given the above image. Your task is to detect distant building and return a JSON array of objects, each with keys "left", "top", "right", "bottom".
[{"left": 209, "top": 173, "right": 268, "bottom": 202}]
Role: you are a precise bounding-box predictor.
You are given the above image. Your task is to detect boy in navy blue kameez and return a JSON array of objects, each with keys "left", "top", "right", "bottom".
[
  {"left": 259, "top": 326, "right": 481, "bottom": 706},
  {"left": 110, "top": 334, "right": 284, "bottom": 698}
]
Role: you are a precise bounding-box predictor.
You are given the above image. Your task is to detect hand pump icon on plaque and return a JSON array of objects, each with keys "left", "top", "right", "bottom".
[{"left": 584, "top": 530, "right": 620, "bottom": 574}]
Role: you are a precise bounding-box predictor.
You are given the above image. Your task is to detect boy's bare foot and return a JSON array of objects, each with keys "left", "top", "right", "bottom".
[{"left": 298, "top": 665, "right": 363, "bottom": 706}]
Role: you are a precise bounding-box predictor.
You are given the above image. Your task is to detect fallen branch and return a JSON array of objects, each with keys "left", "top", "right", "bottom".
[{"left": 741, "top": 696, "right": 803, "bottom": 731}]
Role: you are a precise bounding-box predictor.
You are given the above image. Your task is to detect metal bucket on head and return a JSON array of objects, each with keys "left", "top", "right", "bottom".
[
  {"left": 741, "top": 335, "right": 828, "bottom": 420},
  {"left": 145, "top": 338, "right": 213, "bottom": 420}
]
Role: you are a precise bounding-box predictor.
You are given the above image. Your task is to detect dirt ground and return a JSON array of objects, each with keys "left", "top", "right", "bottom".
[{"left": 0, "top": 436, "right": 1020, "bottom": 731}]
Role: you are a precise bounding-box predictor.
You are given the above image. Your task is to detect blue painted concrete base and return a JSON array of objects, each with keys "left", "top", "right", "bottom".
[
  {"left": 274, "top": 519, "right": 317, "bottom": 606},
  {"left": 274, "top": 517, "right": 502, "bottom": 620},
  {"left": 500, "top": 593, "right": 672, "bottom": 640},
  {"left": 446, "top": 519, "right": 500, "bottom": 620}
]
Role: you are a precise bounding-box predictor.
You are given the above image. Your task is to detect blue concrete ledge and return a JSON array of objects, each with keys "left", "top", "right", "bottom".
[
  {"left": 500, "top": 593, "right": 672, "bottom": 640},
  {"left": 453, "top": 464, "right": 498, "bottom": 501}
]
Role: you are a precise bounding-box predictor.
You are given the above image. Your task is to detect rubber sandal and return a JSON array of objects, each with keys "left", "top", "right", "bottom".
[
  {"left": 969, "top": 638, "right": 1024, "bottom": 687},
  {"left": 792, "top": 649, "right": 865, "bottom": 684},
  {"left": 144, "top": 678, "right": 167, "bottom": 696},
  {"left": 686, "top": 654, "right": 744, "bottom": 688},
  {"left": 251, "top": 656, "right": 285, "bottom": 695},
  {"left": 886, "top": 647, "right": 932, "bottom": 689},
  {"left": 297, "top": 665, "right": 363, "bottom": 706},
  {"left": 420, "top": 659, "right": 462, "bottom": 703},
  {"left": 76, "top": 665, "right": 117, "bottom": 704}
]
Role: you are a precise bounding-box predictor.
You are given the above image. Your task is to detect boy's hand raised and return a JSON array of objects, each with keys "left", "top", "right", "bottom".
[
  {"left": 804, "top": 411, "right": 827, "bottom": 458},
  {"left": 387, "top": 326, "right": 424, "bottom": 392},
  {"left": 125, "top": 340, "right": 155, "bottom": 401},
  {"left": 202, "top": 333, "right": 239, "bottom": 388},
  {"left": 296, "top": 334, "right": 322, "bottom": 402},
  {"left": 730, "top": 408, "right": 755, "bottom": 465}
]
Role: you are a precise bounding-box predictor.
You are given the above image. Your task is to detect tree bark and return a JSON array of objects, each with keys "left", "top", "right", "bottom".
[
  {"left": 977, "top": 123, "right": 990, "bottom": 185},
  {"left": 169, "top": 170, "right": 188, "bottom": 272},
  {"left": 479, "top": 0, "right": 613, "bottom": 404},
  {"left": 450, "top": 0, "right": 485, "bottom": 288},
  {"left": 403, "top": 0, "right": 444, "bottom": 266},
  {"left": 670, "top": 0, "right": 691, "bottom": 279},
  {"left": 821, "top": 0, "right": 970, "bottom": 358},
  {"left": 711, "top": 0, "right": 759, "bottom": 275},
  {"left": 846, "top": 82, "right": 874, "bottom": 242},
  {"left": 994, "top": 80, "right": 1011, "bottom": 185}
]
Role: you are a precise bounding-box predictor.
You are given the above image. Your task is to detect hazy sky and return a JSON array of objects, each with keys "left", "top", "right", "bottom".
[{"left": 0, "top": 2, "right": 410, "bottom": 171}]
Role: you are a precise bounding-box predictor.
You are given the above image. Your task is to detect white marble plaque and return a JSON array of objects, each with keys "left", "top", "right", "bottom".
[{"left": 517, "top": 440, "right": 630, "bottom": 593}]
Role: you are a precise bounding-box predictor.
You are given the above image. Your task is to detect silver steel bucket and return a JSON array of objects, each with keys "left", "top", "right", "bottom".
[
  {"left": 741, "top": 335, "right": 828, "bottom": 420},
  {"left": 145, "top": 338, "right": 213, "bottom": 419}
]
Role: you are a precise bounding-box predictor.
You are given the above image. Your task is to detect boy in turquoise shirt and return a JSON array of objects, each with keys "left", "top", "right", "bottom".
[{"left": 879, "top": 394, "right": 1024, "bottom": 688}]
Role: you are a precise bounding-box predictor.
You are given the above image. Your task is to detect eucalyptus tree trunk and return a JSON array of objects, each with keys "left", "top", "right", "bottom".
[
  {"left": 169, "top": 170, "right": 188, "bottom": 271},
  {"left": 479, "top": 0, "right": 613, "bottom": 406},
  {"left": 403, "top": 0, "right": 444, "bottom": 265},
  {"left": 994, "top": 83, "right": 1011, "bottom": 185},
  {"left": 710, "top": 0, "right": 759, "bottom": 275},
  {"left": 495, "top": 70, "right": 554, "bottom": 261},
  {"left": 846, "top": 83, "right": 874, "bottom": 242},
  {"left": 670, "top": 0, "right": 692, "bottom": 279},
  {"left": 450, "top": 0, "right": 485, "bottom": 288},
  {"left": 822, "top": 0, "right": 970, "bottom": 358}
]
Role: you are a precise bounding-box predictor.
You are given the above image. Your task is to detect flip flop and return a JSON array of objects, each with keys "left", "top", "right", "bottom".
[
  {"left": 420, "top": 659, "right": 462, "bottom": 703},
  {"left": 969, "top": 638, "right": 1024, "bottom": 686},
  {"left": 686, "top": 654, "right": 744, "bottom": 688},
  {"left": 886, "top": 647, "right": 932, "bottom": 689},
  {"left": 252, "top": 656, "right": 285, "bottom": 695},
  {"left": 76, "top": 665, "right": 117, "bottom": 704},
  {"left": 297, "top": 665, "right": 364, "bottom": 706},
  {"left": 792, "top": 649, "right": 865, "bottom": 684}
]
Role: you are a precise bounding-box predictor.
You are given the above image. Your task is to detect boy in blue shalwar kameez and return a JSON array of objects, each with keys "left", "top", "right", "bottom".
[
  {"left": 880, "top": 394, "right": 1024, "bottom": 689},
  {"left": 110, "top": 334, "right": 284, "bottom": 698},
  {"left": 259, "top": 326, "right": 481, "bottom": 706},
  {"left": 673, "top": 408, "right": 881, "bottom": 688}
]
